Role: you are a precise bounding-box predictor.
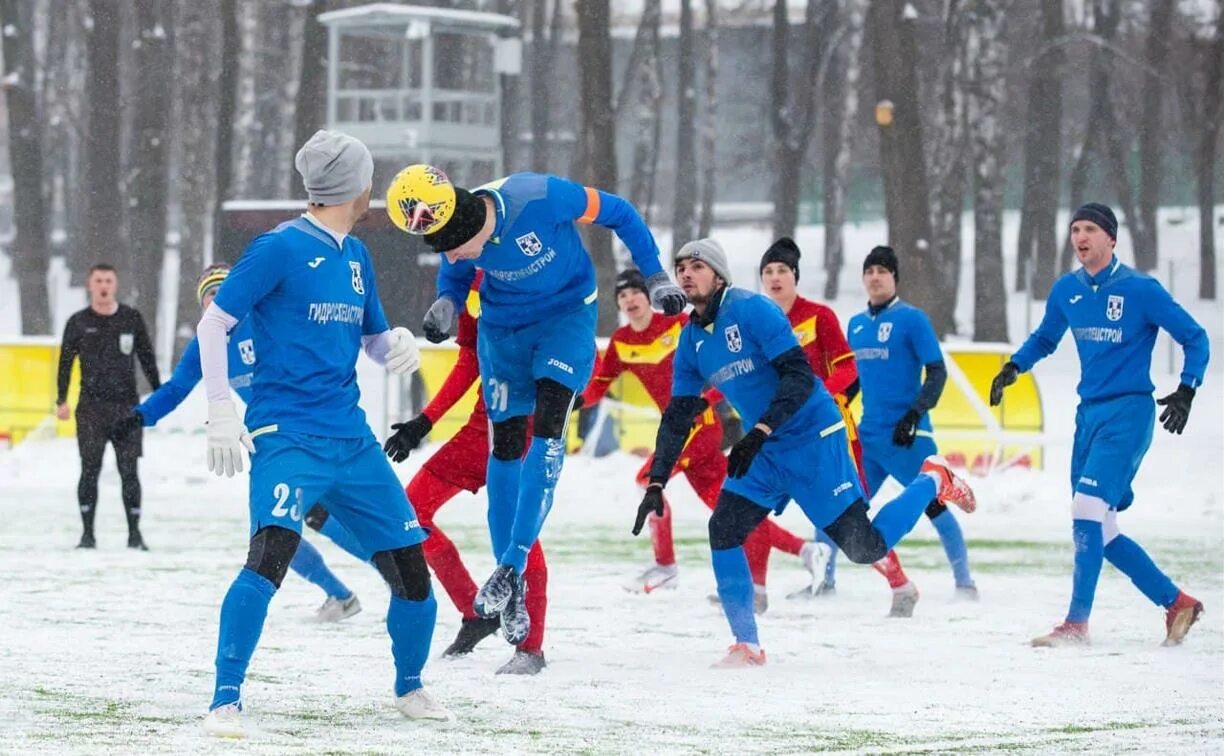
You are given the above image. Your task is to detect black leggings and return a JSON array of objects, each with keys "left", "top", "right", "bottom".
[
  {"left": 76, "top": 401, "right": 142, "bottom": 535},
  {"left": 708, "top": 493, "right": 889, "bottom": 564}
]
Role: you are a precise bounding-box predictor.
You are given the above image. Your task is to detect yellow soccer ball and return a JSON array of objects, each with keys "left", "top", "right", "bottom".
[{"left": 386, "top": 164, "right": 456, "bottom": 235}]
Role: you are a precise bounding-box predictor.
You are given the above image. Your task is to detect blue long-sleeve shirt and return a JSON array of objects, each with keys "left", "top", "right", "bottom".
[
  {"left": 135, "top": 318, "right": 256, "bottom": 426},
  {"left": 436, "top": 173, "right": 665, "bottom": 329},
  {"left": 1011, "top": 256, "right": 1209, "bottom": 402}
]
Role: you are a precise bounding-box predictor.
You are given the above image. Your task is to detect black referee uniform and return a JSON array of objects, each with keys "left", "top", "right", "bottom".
[{"left": 57, "top": 304, "right": 161, "bottom": 548}]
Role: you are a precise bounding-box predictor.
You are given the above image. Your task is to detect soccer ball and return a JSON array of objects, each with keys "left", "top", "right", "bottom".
[{"left": 386, "top": 164, "right": 456, "bottom": 235}]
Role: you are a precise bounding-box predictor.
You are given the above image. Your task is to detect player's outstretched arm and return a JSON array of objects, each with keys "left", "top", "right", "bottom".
[
  {"left": 134, "top": 337, "right": 204, "bottom": 428},
  {"left": 1011, "top": 286, "right": 1069, "bottom": 375}
]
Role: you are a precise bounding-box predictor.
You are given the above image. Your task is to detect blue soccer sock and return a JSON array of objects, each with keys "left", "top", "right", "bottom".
[
  {"left": 387, "top": 592, "right": 438, "bottom": 697},
  {"left": 929, "top": 508, "right": 974, "bottom": 588},
  {"left": 1067, "top": 519, "right": 1105, "bottom": 623},
  {"left": 1104, "top": 534, "right": 1179, "bottom": 609},
  {"left": 711, "top": 546, "right": 759, "bottom": 645},
  {"left": 501, "top": 437, "right": 565, "bottom": 572},
  {"left": 486, "top": 455, "right": 523, "bottom": 560},
  {"left": 211, "top": 568, "right": 277, "bottom": 710},
  {"left": 288, "top": 539, "right": 352, "bottom": 600},
  {"left": 871, "top": 475, "right": 937, "bottom": 549},
  {"left": 815, "top": 528, "right": 838, "bottom": 586},
  {"left": 317, "top": 514, "right": 368, "bottom": 563}
]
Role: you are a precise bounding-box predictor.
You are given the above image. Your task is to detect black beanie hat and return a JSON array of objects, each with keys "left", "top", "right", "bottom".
[
  {"left": 615, "top": 268, "right": 648, "bottom": 295},
  {"left": 424, "top": 187, "right": 487, "bottom": 252},
  {"left": 1070, "top": 202, "right": 1118, "bottom": 241},
  {"left": 863, "top": 245, "right": 899, "bottom": 280},
  {"left": 760, "top": 237, "right": 802, "bottom": 282}
]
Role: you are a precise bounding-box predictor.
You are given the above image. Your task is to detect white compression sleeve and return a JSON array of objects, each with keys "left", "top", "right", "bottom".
[
  {"left": 198, "top": 303, "right": 240, "bottom": 403},
  {"left": 362, "top": 330, "right": 392, "bottom": 366}
]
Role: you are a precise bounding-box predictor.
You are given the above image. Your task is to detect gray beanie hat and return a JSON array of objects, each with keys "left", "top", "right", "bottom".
[
  {"left": 675, "top": 238, "right": 732, "bottom": 284},
  {"left": 294, "top": 130, "right": 374, "bottom": 206}
]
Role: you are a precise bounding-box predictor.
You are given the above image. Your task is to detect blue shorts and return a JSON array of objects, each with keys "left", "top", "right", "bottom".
[
  {"left": 477, "top": 301, "right": 597, "bottom": 423},
  {"left": 248, "top": 431, "right": 426, "bottom": 558},
  {"left": 859, "top": 424, "right": 938, "bottom": 501},
  {"left": 722, "top": 423, "right": 864, "bottom": 529},
  {"left": 1071, "top": 394, "right": 1154, "bottom": 511}
]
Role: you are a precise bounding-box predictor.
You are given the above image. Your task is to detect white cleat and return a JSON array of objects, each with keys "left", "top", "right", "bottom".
[
  {"left": 888, "top": 581, "right": 920, "bottom": 618},
  {"left": 799, "top": 542, "right": 832, "bottom": 584},
  {"left": 202, "top": 703, "right": 247, "bottom": 739},
  {"left": 316, "top": 594, "right": 362, "bottom": 622},
  {"left": 626, "top": 563, "right": 678, "bottom": 594},
  {"left": 395, "top": 688, "right": 452, "bottom": 721}
]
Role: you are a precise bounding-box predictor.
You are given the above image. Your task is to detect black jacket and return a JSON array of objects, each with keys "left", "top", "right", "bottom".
[{"left": 57, "top": 305, "right": 160, "bottom": 405}]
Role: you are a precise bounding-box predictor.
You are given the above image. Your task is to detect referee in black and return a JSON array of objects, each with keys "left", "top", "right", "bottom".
[{"left": 56, "top": 264, "right": 161, "bottom": 550}]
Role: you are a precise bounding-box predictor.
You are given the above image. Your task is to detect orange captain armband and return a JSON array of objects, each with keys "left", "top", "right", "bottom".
[{"left": 577, "top": 187, "right": 601, "bottom": 224}]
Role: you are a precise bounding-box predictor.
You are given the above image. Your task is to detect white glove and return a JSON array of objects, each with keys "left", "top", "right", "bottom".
[
  {"left": 385, "top": 326, "right": 421, "bottom": 375},
  {"left": 207, "top": 399, "right": 254, "bottom": 478}
]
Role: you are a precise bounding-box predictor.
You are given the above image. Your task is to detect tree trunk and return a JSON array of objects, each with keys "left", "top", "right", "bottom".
[
  {"left": 83, "top": 0, "right": 125, "bottom": 288},
  {"left": 1134, "top": 0, "right": 1174, "bottom": 271},
  {"left": 926, "top": 0, "right": 966, "bottom": 323},
  {"left": 0, "top": 0, "right": 51, "bottom": 333},
  {"left": 1198, "top": 8, "right": 1224, "bottom": 300},
  {"left": 291, "top": 0, "right": 328, "bottom": 197},
  {"left": 965, "top": 0, "right": 1007, "bottom": 342},
  {"left": 213, "top": 0, "right": 239, "bottom": 260},
  {"left": 232, "top": 0, "right": 260, "bottom": 198},
  {"left": 529, "top": 0, "right": 562, "bottom": 173},
  {"left": 576, "top": 0, "right": 618, "bottom": 336},
  {"left": 498, "top": 0, "right": 522, "bottom": 172},
  {"left": 625, "top": 0, "right": 663, "bottom": 225},
  {"left": 822, "top": 0, "right": 864, "bottom": 301},
  {"left": 698, "top": 0, "right": 719, "bottom": 237},
  {"left": 868, "top": 0, "right": 947, "bottom": 334},
  {"left": 672, "top": 0, "right": 699, "bottom": 253}
]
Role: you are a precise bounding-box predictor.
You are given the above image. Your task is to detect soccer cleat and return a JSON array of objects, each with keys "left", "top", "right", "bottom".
[
  {"left": 786, "top": 579, "right": 835, "bottom": 600},
  {"left": 394, "top": 688, "right": 452, "bottom": 721},
  {"left": 127, "top": 531, "right": 149, "bottom": 551},
  {"left": 496, "top": 649, "right": 547, "bottom": 676},
  {"left": 1031, "top": 621, "right": 1090, "bottom": 647},
  {"left": 799, "top": 542, "right": 833, "bottom": 583},
  {"left": 442, "top": 617, "right": 501, "bottom": 657},
  {"left": 711, "top": 643, "right": 767, "bottom": 669},
  {"left": 76, "top": 532, "right": 96, "bottom": 549},
  {"left": 955, "top": 584, "right": 980, "bottom": 601},
  {"left": 202, "top": 703, "right": 246, "bottom": 738},
  {"left": 708, "top": 585, "right": 768, "bottom": 615},
  {"left": 888, "top": 581, "right": 920, "bottom": 618},
  {"left": 474, "top": 565, "right": 517, "bottom": 618},
  {"left": 499, "top": 571, "right": 530, "bottom": 646},
  {"left": 626, "top": 563, "right": 679, "bottom": 594},
  {"left": 315, "top": 594, "right": 362, "bottom": 623},
  {"left": 1163, "top": 591, "right": 1204, "bottom": 647},
  {"left": 921, "top": 456, "right": 977, "bottom": 513}
]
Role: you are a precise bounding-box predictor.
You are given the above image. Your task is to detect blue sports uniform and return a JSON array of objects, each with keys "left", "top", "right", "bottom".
[
  {"left": 435, "top": 173, "right": 666, "bottom": 573},
  {"left": 848, "top": 298, "right": 974, "bottom": 589},
  {"left": 1011, "top": 255, "right": 1208, "bottom": 625},
  {"left": 207, "top": 217, "right": 435, "bottom": 709}
]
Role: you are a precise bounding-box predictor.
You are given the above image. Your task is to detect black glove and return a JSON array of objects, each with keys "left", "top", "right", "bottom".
[
  {"left": 383, "top": 414, "right": 434, "bottom": 463},
  {"left": 632, "top": 484, "right": 666, "bottom": 536},
  {"left": 645, "top": 271, "right": 687, "bottom": 316},
  {"left": 112, "top": 410, "right": 143, "bottom": 438},
  {"left": 422, "top": 297, "right": 458, "bottom": 344},
  {"left": 989, "top": 361, "right": 1020, "bottom": 406},
  {"left": 726, "top": 427, "right": 768, "bottom": 479},
  {"left": 892, "top": 409, "right": 921, "bottom": 448},
  {"left": 1156, "top": 384, "right": 1195, "bottom": 435}
]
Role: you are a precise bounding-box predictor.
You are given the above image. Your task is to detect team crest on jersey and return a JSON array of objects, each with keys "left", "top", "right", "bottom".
[
  {"left": 349, "top": 261, "right": 365, "bottom": 295},
  {"left": 724, "top": 324, "right": 743, "bottom": 353},
  {"left": 1106, "top": 295, "right": 1124, "bottom": 322},
  {"left": 877, "top": 322, "right": 893, "bottom": 342},
  {"left": 515, "top": 232, "right": 544, "bottom": 257},
  {"left": 118, "top": 333, "right": 134, "bottom": 355},
  {"left": 238, "top": 338, "right": 256, "bottom": 366}
]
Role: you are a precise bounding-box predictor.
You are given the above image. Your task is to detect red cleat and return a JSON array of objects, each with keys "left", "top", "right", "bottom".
[
  {"left": 1031, "top": 621, "right": 1090, "bottom": 647},
  {"left": 920, "top": 456, "right": 977, "bottom": 513},
  {"left": 711, "top": 643, "right": 767, "bottom": 668},
  {"left": 1163, "top": 592, "right": 1204, "bottom": 646}
]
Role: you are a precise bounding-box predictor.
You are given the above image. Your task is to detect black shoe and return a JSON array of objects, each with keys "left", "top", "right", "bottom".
[
  {"left": 500, "top": 571, "right": 530, "bottom": 646},
  {"left": 496, "top": 649, "right": 546, "bottom": 676},
  {"left": 442, "top": 617, "right": 501, "bottom": 658},
  {"left": 127, "top": 531, "right": 148, "bottom": 551},
  {"left": 76, "top": 532, "right": 96, "bottom": 549}
]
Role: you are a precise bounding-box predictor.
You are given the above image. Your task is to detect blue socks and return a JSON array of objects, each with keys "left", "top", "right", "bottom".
[
  {"left": 387, "top": 592, "right": 437, "bottom": 696},
  {"left": 1104, "top": 534, "right": 1179, "bottom": 609},
  {"left": 486, "top": 455, "right": 522, "bottom": 560},
  {"left": 317, "top": 514, "right": 368, "bottom": 563},
  {"left": 211, "top": 568, "right": 276, "bottom": 710},
  {"left": 711, "top": 547, "right": 758, "bottom": 645},
  {"left": 502, "top": 437, "right": 565, "bottom": 572},
  {"left": 815, "top": 527, "right": 838, "bottom": 586},
  {"left": 1067, "top": 519, "right": 1104, "bottom": 623},
  {"left": 288, "top": 539, "right": 352, "bottom": 600},
  {"left": 929, "top": 509, "right": 974, "bottom": 588},
  {"left": 872, "top": 474, "right": 937, "bottom": 549}
]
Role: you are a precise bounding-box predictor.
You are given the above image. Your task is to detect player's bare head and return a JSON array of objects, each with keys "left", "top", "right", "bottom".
[
  {"left": 760, "top": 238, "right": 801, "bottom": 303},
  {"left": 616, "top": 269, "right": 651, "bottom": 321},
  {"left": 862, "top": 245, "right": 898, "bottom": 304},
  {"left": 87, "top": 264, "right": 118, "bottom": 303},
  {"left": 1069, "top": 203, "right": 1117, "bottom": 273}
]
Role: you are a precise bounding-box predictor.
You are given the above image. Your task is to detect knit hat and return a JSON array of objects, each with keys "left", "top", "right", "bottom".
[
  {"left": 863, "top": 245, "right": 899, "bottom": 280},
  {"left": 294, "top": 130, "right": 374, "bottom": 206},
  {"left": 675, "top": 238, "right": 732, "bottom": 284},
  {"left": 1070, "top": 202, "right": 1118, "bottom": 240},
  {"left": 196, "top": 263, "right": 231, "bottom": 305},
  {"left": 615, "top": 268, "right": 648, "bottom": 296},
  {"left": 423, "top": 188, "right": 487, "bottom": 252},
  {"left": 760, "top": 237, "right": 802, "bottom": 282}
]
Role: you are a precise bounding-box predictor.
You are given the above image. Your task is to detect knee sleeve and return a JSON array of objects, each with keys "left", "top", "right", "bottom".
[
  {"left": 924, "top": 499, "right": 946, "bottom": 519},
  {"left": 824, "top": 500, "right": 888, "bottom": 564},
  {"left": 531, "top": 378, "right": 575, "bottom": 439},
  {"left": 708, "top": 491, "right": 771, "bottom": 551},
  {"left": 244, "top": 526, "right": 302, "bottom": 588},
  {"left": 373, "top": 544, "right": 432, "bottom": 601},
  {"left": 304, "top": 503, "right": 329, "bottom": 532},
  {"left": 492, "top": 416, "right": 530, "bottom": 461}
]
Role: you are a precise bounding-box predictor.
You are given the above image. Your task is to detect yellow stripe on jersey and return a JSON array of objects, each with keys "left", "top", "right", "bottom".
[
  {"left": 613, "top": 322, "right": 684, "bottom": 365},
  {"left": 465, "top": 288, "right": 482, "bottom": 318},
  {"left": 791, "top": 315, "right": 818, "bottom": 348}
]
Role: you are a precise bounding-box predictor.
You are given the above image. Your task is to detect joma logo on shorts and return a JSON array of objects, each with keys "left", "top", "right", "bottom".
[
  {"left": 547, "top": 357, "right": 574, "bottom": 374},
  {"left": 832, "top": 481, "right": 853, "bottom": 496},
  {"left": 404, "top": 519, "right": 420, "bottom": 531},
  {"left": 1079, "top": 476, "right": 1098, "bottom": 487}
]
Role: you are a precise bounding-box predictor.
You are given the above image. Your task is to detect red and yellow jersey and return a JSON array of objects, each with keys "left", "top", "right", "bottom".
[
  {"left": 787, "top": 296, "right": 857, "bottom": 399},
  {"left": 583, "top": 312, "right": 687, "bottom": 411},
  {"left": 423, "top": 271, "right": 487, "bottom": 428}
]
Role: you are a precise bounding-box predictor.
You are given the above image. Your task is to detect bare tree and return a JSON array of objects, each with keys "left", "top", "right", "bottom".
[
  {"left": 1134, "top": 0, "right": 1174, "bottom": 272},
  {"left": 212, "top": 0, "right": 239, "bottom": 259},
  {"left": 926, "top": 0, "right": 966, "bottom": 321},
  {"left": 82, "top": 0, "right": 125, "bottom": 286},
  {"left": 622, "top": 0, "right": 663, "bottom": 224},
  {"left": 498, "top": 0, "right": 522, "bottom": 172},
  {"left": 1191, "top": 7, "right": 1224, "bottom": 299},
  {"left": 821, "top": 0, "right": 865, "bottom": 300},
  {"left": 0, "top": 0, "right": 51, "bottom": 333},
  {"left": 672, "top": 0, "right": 699, "bottom": 253},
  {"left": 232, "top": 0, "right": 259, "bottom": 198},
  {"left": 291, "top": 1, "right": 327, "bottom": 197},
  {"left": 529, "top": 0, "right": 563, "bottom": 173},
  {"left": 697, "top": 0, "right": 719, "bottom": 237}
]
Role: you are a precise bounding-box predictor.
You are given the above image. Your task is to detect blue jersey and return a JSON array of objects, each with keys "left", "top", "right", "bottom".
[
  {"left": 847, "top": 299, "right": 943, "bottom": 430},
  {"left": 436, "top": 173, "right": 665, "bottom": 329},
  {"left": 213, "top": 217, "right": 390, "bottom": 438},
  {"left": 136, "top": 318, "right": 257, "bottom": 425},
  {"left": 1012, "top": 257, "right": 1209, "bottom": 401},
  {"left": 672, "top": 287, "right": 843, "bottom": 444}
]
